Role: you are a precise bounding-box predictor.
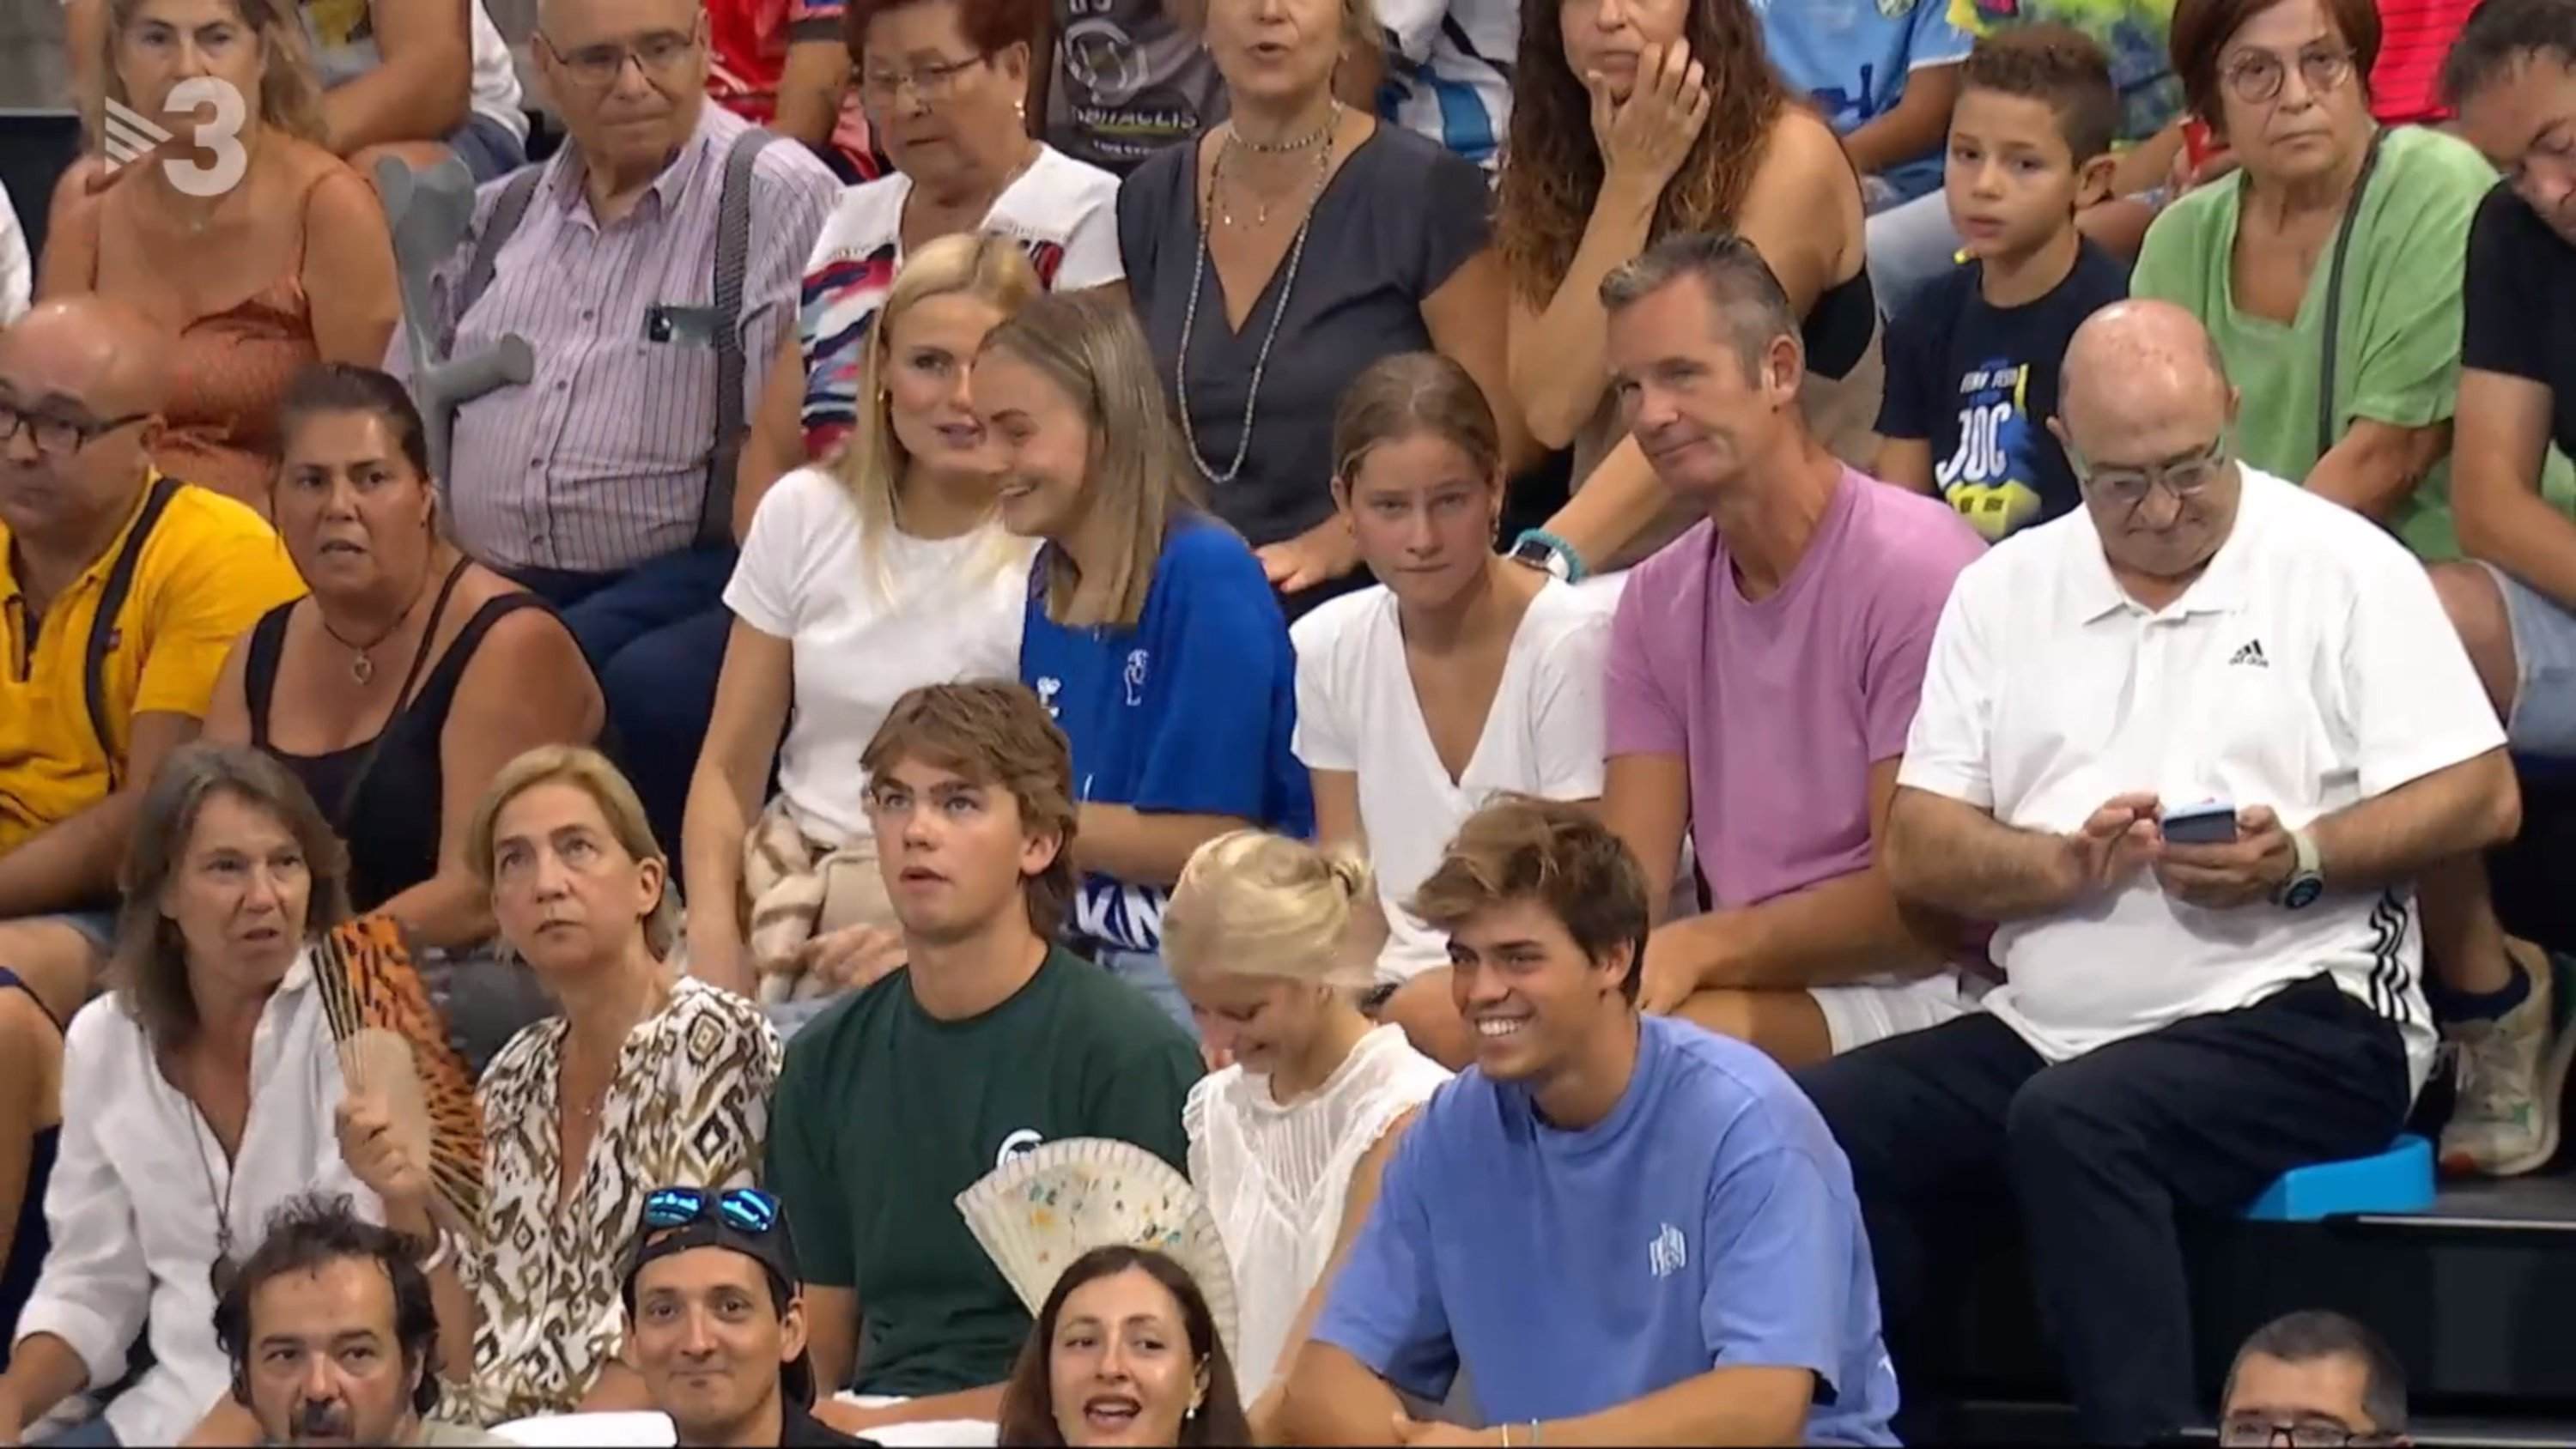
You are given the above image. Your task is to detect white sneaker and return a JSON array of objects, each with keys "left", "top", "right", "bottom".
[{"left": 2440, "top": 940, "right": 2576, "bottom": 1178}]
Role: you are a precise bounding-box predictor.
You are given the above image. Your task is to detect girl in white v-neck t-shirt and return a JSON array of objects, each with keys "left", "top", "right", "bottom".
[{"left": 1291, "top": 579, "right": 1612, "bottom": 982}]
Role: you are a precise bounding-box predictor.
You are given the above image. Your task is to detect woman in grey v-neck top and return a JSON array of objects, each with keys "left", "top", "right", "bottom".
[{"left": 1118, "top": 123, "right": 1494, "bottom": 616}]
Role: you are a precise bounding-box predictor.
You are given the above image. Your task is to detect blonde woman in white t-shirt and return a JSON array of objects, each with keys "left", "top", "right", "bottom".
[
  {"left": 1293, "top": 352, "right": 1613, "bottom": 1069},
  {"left": 1162, "top": 829, "right": 1450, "bottom": 1443},
  {"left": 682, "top": 233, "right": 1042, "bottom": 1015}
]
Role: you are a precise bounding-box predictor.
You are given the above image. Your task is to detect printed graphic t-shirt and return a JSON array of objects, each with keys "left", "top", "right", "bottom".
[
  {"left": 1759, "top": 0, "right": 1972, "bottom": 203},
  {"left": 1045, "top": 0, "right": 1228, "bottom": 173},
  {"left": 1019, "top": 517, "right": 1313, "bottom": 953},
  {"left": 1878, "top": 241, "right": 2129, "bottom": 541}
]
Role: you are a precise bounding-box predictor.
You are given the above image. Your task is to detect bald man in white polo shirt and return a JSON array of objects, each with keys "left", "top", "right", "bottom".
[{"left": 1795, "top": 300, "right": 2522, "bottom": 1446}]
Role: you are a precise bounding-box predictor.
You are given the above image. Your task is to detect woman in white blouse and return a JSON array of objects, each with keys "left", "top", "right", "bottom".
[
  {"left": 362, "top": 746, "right": 781, "bottom": 1428},
  {"left": 1160, "top": 830, "right": 1449, "bottom": 1440},
  {"left": 0, "top": 744, "right": 377, "bottom": 1447},
  {"left": 1291, "top": 353, "right": 1612, "bottom": 1068},
  {"left": 683, "top": 233, "right": 1043, "bottom": 1021}
]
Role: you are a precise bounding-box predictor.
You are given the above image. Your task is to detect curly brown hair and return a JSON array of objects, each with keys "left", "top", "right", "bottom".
[{"left": 1496, "top": 0, "right": 1787, "bottom": 305}]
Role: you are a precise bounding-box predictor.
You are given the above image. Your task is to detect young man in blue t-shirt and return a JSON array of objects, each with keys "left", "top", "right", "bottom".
[
  {"left": 1876, "top": 27, "right": 2131, "bottom": 542},
  {"left": 1281, "top": 797, "right": 1899, "bottom": 1447}
]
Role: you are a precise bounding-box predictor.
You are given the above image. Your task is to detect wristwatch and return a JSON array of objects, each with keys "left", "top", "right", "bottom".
[
  {"left": 1508, "top": 529, "right": 1587, "bottom": 583},
  {"left": 2273, "top": 827, "right": 2324, "bottom": 910}
]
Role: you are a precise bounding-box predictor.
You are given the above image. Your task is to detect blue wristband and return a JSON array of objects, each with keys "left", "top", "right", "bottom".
[{"left": 1510, "top": 528, "right": 1589, "bottom": 584}]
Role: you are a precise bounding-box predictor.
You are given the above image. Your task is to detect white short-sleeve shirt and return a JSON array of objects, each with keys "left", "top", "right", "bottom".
[
  {"left": 1899, "top": 467, "right": 2504, "bottom": 1091},
  {"left": 1291, "top": 579, "right": 1613, "bottom": 981},
  {"left": 724, "top": 466, "right": 1036, "bottom": 843}
]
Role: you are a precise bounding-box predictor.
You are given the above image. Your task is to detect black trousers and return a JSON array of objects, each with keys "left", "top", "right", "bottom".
[{"left": 1795, "top": 974, "right": 2411, "bottom": 1445}]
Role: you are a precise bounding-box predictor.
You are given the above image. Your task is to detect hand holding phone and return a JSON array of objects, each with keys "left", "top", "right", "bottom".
[{"left": 2160, "top": 801, "right": 2239, "bottom": 846}]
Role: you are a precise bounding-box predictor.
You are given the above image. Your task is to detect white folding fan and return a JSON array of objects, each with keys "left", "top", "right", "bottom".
[{"left": 954, "top": 1138, "right": 1241, "bottom": 1367}]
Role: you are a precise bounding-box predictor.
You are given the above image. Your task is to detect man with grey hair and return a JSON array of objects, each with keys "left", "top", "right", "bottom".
[
  {"left": 1595, "top": 231, "right": 1990, "bottom": 1066},
  {"left": 2221, "top": 1311, "right": 2411, "bottom": 1448},
  {"left": 1797, "top": 299, "right": 2519, "bottom": 1444},
  {"left": 391, "top": 0, "right": 837, "bottom": 860}
]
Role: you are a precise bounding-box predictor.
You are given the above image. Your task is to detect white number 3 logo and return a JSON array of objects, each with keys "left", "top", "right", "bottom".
[{"left": 104, "top": 77, "right": 249, "bottom": 199}]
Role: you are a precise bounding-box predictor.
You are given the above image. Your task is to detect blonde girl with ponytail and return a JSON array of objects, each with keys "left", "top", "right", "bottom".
[{"left": 1161, "top": 830, "right": 1453, "bottom": 1439}]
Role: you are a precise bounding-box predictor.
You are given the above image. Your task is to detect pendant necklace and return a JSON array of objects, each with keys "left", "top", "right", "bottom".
[
  {"left": 178, "top": 1088, "right": 242, "bottom": 1298},
  {"left": 319, "top": 557, "right": 438, "bottom": 686}
]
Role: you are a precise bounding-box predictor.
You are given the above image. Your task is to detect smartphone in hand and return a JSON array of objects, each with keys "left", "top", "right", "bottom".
[{"left": 2160, "top": 801, "right": 2239, "bottom": 846}]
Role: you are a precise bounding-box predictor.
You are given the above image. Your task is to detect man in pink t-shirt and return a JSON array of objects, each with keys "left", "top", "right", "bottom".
[{"left": 1598, "top": 233, "right": 1990, "bottom": 1066}]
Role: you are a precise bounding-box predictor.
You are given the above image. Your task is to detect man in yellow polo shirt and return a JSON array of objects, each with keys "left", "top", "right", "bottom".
[{"left": 0, "top": 299, "right": 305, "bottom": 1016}]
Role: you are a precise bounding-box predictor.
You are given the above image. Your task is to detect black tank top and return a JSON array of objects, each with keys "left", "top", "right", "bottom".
[{"left": 245, "top": 582, "right": 555, "bottom": 911}]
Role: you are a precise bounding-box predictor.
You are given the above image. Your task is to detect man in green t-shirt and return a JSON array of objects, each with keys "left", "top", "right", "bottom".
[{"left": 764, "top": 682, "right": 1204, "bottom": 1436}]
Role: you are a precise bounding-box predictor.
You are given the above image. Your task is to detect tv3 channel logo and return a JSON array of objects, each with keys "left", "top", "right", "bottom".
[{"left": 102, "top": 77, "right": 249, "bottom": 198}]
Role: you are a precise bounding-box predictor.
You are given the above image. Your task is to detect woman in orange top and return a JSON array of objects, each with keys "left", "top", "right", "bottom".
[{"left": 39, "top": 0, "right": 399, "bottom": 515}]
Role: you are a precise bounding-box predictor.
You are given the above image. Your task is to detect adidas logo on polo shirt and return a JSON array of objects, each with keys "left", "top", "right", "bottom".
[{"left": 2228, "top": 639, "right": 2269, "bottom": 668}]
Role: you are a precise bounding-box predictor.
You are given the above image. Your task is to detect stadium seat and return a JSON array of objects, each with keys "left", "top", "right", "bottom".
[{"left": 2243, "top": 1136, "right": 2437, "bottom": 1222}]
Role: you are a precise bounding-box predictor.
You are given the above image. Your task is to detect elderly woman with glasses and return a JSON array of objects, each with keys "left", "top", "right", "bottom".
[
  {"left": 732, "top": 0, "right": 1126, "bottom": 509},
  {"left": 2130, "top": 0, "right": 2502, "bottom": 564}
]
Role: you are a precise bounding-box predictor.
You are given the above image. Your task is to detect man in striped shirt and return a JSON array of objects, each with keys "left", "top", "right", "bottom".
[{"left": 393, "top": 0, "right": 836, "bottom": 856}]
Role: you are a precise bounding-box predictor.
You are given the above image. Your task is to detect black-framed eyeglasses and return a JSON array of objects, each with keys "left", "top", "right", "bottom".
[
  {"left": 641, "top": 1185, "right": 782, "bottom": 1236},
  {"left": 542, "top": 27, "right": 701, "bottom": 89},
  {"left": 2222, "top": 43, "right": 2355, "bottom": 104},
  {"left": 857, "top": 55, "right": 987, "bottom": 107},
  {"left": 2217, "top": 1414, "right": 2386, "bottom": 1447},
  {"left": 0, "top": 401, "right": 150, "bottom": 458},
  {"left": 2068, "top": 431, "right": 2233, "bottom": 515}
]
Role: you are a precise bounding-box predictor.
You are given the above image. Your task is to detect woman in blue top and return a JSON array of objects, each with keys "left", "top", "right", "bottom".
[{"left": 973, "top": 289, "right": 1313, "bottom": 1032}]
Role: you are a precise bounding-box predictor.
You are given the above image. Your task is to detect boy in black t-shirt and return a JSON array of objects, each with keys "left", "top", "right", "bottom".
[{"left": 1875, "top": 27, "right": 2129, "bottom": 543}]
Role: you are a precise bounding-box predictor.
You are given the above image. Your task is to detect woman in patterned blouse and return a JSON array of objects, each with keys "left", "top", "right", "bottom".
[{"left": 403, "top": 746, "right": 782, "bottom": 1426}]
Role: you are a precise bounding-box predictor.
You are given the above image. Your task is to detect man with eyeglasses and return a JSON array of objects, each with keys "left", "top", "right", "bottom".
[
  {"left": 1799, "top": 299, "right": 2517, "bottom": 1445},
  {"left": 624, "top": 1188, "right": 873, "bottom": 1447},
  {"left": 2219, "top": 1310, "right": 2412, "bottom": 1449},
  {"left": 0, "top": 297, "right": 302, "bottom": 1018},
  {"left": 390, "top": 0, "right": 837, "bottom": 865}
]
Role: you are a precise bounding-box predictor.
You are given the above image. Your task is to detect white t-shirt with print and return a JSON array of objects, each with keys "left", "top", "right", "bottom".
[
  {"left": 725, "top": 465, "right": 1036, "bottom": 843},
  {"left": 796, "top": 146, "right": 1123, "bottom": 448},
  {"left": 1291, "top": 579, "right": 1613, "bottom": 982}
]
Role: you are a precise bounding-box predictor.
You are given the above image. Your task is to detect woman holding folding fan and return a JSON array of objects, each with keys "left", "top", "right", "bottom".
[{"left": 0, "top": 744, "right": 380, "bottom": 1447}]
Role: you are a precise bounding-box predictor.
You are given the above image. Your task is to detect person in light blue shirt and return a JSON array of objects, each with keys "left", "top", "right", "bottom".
[
  {"left": 975, "top": 288, "right": 1312, "bottom": 1032},
  {"left": 1280, "top": 796, "right": 1899, "bottom": 1447},
  {"left": 1759, "top": 0, "right": 1975, "bottom": 206}
]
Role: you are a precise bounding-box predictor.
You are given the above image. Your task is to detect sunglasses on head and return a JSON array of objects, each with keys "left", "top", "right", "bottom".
[{"left": 641, "top": 1185, "right": 781, "bottom": 1236}]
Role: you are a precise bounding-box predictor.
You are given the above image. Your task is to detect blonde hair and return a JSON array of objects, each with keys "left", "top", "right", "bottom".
[
  {"left": 832, "top": 233, "right": 1044, "bottom": 604},
  {"left": 979, "top": 290, "right": 1207, "bottom": 629},
  {"left": 94, "top": 0, "right": 330, "bottom": 147},
  {"left": 466, "top": 745, "right": 679, "bottom": 959},
  {"left": 1162, "top": 830, "right": 1386, "bottom": 990}
]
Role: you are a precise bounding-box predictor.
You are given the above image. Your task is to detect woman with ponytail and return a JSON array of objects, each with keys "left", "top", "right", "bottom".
[{"left": 1159, "top": 830, "right": 1450, "bottom": 1440}]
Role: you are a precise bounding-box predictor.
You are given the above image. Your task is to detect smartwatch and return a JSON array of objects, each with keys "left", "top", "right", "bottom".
[
  {"left": 2273, "top": 827, "right": 2324, "bottom": 910},
  {"left": 1508, "top": 529, "right": 1587, "bottom": 584}
]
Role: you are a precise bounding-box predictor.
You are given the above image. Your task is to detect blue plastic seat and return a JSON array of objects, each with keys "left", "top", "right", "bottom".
[{"left": 2243, "top": 1135, "right": 2435, "bottom": 1222}]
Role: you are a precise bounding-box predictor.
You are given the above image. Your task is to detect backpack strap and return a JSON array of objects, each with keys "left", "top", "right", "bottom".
[
  {"left": 699, "top": 126, "right": 776, "bottom": 551},
  {"left": 452, "top": 163, "right": 548, "bottom": 346},
  {"left": 84, "top": 474, "right": 183, "bottom": 789}
]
